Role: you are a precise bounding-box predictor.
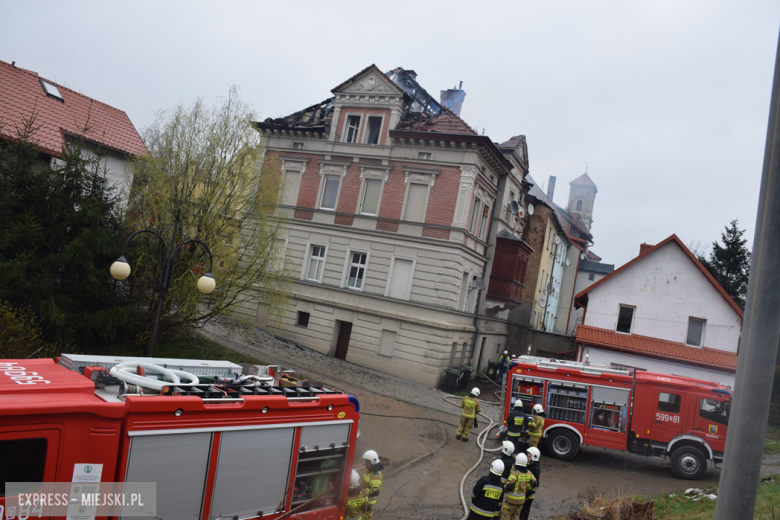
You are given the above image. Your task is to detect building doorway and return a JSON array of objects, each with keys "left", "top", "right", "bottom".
[{"left": 335, "top": 321, "right": 353, "bottom": 360}]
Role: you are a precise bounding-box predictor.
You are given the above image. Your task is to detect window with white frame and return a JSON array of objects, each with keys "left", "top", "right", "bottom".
[
  {"left": 467, "top": 275, "right": 478, "bottom": 312},
  {"left": 403, "top": 183, "right": 429, "bottom": 222},
  {"left": 457, "top": 271, "right": 470, "bottom": 311},
  {"left": 365, "top": 116, "right": 382, "bottom": 145},
  {"left": 305, "top": 245, "right": 326, "bottom": 282},
  {"left": 616, "top": 305, "right": 635, "bottom": 334},
  {"left": 469, "top": 199, "right": 481, "bottom": 234},
  {"left": 319, "top": 175, "right": 341, "bottom": 210},
  {"left": 346, "top": 252, "right": 368, "bottom": 290},
  {"left": 478, "top": 204, "right": 490, "bottom": 239},
  {"left": 687, "top": 318, "right": 706, "bottom": 347},
  {"left": 387, "top": 258, "right": 414, "bottom": 300},
  {"left": 345, "top": 115, "right": 361, "bottom": 143},
  {"left": 360, "top": 179, "right": 382, "bottom": 216}
]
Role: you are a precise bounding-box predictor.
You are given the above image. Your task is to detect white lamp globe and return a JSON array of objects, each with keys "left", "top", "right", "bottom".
[
  {"left": 197, "top": 273, "right": 216, "bottom": 294},
  {"left": 110, "top": 257, "right": 131, "bottom": 280}
]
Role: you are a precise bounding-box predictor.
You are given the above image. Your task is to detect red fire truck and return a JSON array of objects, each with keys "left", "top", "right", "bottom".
[
  {"left": 501, "top": 356, "right": 731, "bottom": 479},
  {"left": 0, "top": 354, "right": 361, "bottom": 519}
]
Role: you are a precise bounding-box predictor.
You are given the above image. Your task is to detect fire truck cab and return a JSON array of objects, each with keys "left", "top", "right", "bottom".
[
  {"left": 504, "top": 356, "right": 731, "bottom": 479},
  {"left": 0, "top": 354, "right": 360, "bottom": 519}
]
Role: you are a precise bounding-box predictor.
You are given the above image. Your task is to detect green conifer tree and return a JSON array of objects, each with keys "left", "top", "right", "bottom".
[{"left": 698, "top": 219, "right": 752, "bottom": 310}]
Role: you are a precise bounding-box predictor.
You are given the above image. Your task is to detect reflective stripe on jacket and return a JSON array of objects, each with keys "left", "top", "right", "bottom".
[
  {"left": 360, "top": 469, "right": 383, "bottom": 504},
  {"left": 470, "top": 473, "right": 504, "bottom": 517},
  {"left": 506, "top": 410, "right": 526, "bottom": 436},
  {"left": 345, "top": 491, "right": 368, "bottom": 520},
  {"left": 461, "top": 396, "right": 482, "bottom": 419},
  {"left": 528, "top": 415, "right": 544, "bottom": 437},
  {"left": 505, "top": 468, "right": 537, "bottom": 504}
]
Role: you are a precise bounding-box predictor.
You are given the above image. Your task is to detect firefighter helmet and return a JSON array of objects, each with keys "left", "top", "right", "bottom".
[
  {"left": 503, "top": 350, "right": 508, "bottom": 355},
  {"left": 350, "top": 470, "right": 360, "bottom": 487},
  {"left": 533, "top": 404, "right": 544, "bottom": 414},
  {"left": 362, "top": 450, "right": 380, "bottom": 465},
  {"left": 490, "top": 459, "right": 505, "bottom": 475},
  {"left": 501, "top": 440, "right": 515, "bottom": 456},
  {"left": 526, "top": 447, "right": 541, "bottom": 462},
  {"left": 471, "top": 387, "right": 481, "bottom": 397},
  {"left": 514, "top": 399, "right": 524, "bottom": 408},
  {"left": 515, "top": 453, "right": 528, "bottom": 467}
]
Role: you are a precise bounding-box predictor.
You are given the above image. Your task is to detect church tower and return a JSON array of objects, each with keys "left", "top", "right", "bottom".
[{"left": 567, "top": 172, "right": 597, "bottom": 231}]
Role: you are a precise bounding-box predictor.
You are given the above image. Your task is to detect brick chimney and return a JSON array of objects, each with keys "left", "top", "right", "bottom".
[
  {"left": 639, "top": 243, "right": 653, "bottom": 256},
  {"left": 547, "top": 176, "right": 557, "bottom": 201},
  {"left": 440, "top": 82, "right": 466, "bottom": 116}
]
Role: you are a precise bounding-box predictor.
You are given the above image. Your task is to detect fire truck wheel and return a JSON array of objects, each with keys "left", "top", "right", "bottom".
[
  {"left": 671, "top": 446, "right": 707, "bottom": 480},
  {"left": 545, "top": 429, "right": 579, "bottom": 461}
]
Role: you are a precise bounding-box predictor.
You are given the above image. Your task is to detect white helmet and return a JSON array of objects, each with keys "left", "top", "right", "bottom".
[
  {"left": 490, "top": 459, "right": 505, "bottom": 476},
  {"left": 471, "top": 387, "right": 481, "bottom": 397},
  {"left": 514, "top": 399, "right": 524, "bottom": 408},
  {"left": 350, "top": 469, "right": 360, "bottom": 487},
  {"left": 511, "top": 354, "right": 517, "bottom": 359},
  {"left": 501, "top": 440, "right": 515, "bottom": 456},
  {"left": 503, "top": 350, "right": 508, "bottom": 355},
  {"left": 515, "top": 453, "right": 528, "bottom": 467},
  {"left": 526, "top": 447, "right": 540, "bottom": 462},
  {"left": 533, "top": 404, "right": 544, "bottom": 414},
  {"left": 362, "top": 450, "right": 380, "bottom": 465}
]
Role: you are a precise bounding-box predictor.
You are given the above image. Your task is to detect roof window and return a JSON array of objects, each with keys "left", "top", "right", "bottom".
[{"left": 40, "top": 79, "right": 63, "bottom": 101}]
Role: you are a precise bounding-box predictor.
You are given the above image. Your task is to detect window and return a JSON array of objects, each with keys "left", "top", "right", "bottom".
[
  {"left": 699, "top": 398, "right": 730, "bottom": 426},
  {"left": 360, "top": 179, "right": 382, "bottom": 215},
  {"left": 496, "top": 343, "right": 501, "bottom": 354},
  {"left": 457, "top": 271, "right": 470, "bottom": 311},
  {"left": 365, "top": 116, "right": 382, "bottom": 144},
  {"left": 588, "top": 273, "right": 595, "bottom": 281},
  {"left": 478, "top": 204, "right": 490, "bottom": 239},
  {"left": 379, "top": 330, "right": 397, "bottom": 357},
  {"left": 346, "top": 252, "right": 368, "bottom": 290},
  {"left": 40, "top": 79, "right": 62, "bottom": 100},
  {"left": 293, "top": 425, "right": 349, "bottom": 512},
  {"left": 345, "top": 115, "right": 361, "bottom": 143},
  {"left": 469, "top": 199, "right": 481, "bottom": 234},
  {"left": 533, "top": 310, "right": 538, "bottom": 327},
  {"left": 687, "top": 318, "right": 706, "bottom": 347},
  {"left": 297, "top": 311, "right": 310, "bottom": 327},
  {"left": 306, "top": 245, "right": 326, "bottom": 281},
  {"left": 403, "top": 183, "right": 428, "bottom": 222},
  {"left": 658, "top": 392, "right": 681, "bottom": 413},
  {"left": 0, "top": 438, "right": 47, "bottom": 496},
  {"left": 292, "top": 142, "right": 304, "bottom": 150},
  {"left": 319, "top": 175, "right": 340, "bottom": 210},
  {"left": 387, "top": 258, "right": 414, "bottom": 300},
  {"left": 616, "top": 305, "right": 635, "bottom": 334},
  {"left": 576, "top": 200, "right": 583, "bottom": 211},
  {"left": 450, "top": 342, "right": 460, "bottom": 365},
  {"left": 280, "top": 169, "right": 302, "bottom": 207},
  {"left": 418, "top": 152, "right": 431, "bottom": 160}
]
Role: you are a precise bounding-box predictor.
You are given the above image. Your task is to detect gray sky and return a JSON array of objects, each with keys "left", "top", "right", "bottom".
[{"left": 3, "top": 1, "right": 779, "bottom": 267}]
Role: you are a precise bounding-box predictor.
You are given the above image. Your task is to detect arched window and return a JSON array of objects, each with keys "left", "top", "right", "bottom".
[{"left": 576, "top": 200, "right": 583, "bottom": 211}]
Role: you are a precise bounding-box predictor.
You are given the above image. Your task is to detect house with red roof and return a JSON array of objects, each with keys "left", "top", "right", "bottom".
[
  {"left": 0, "top": 59, "right": 147, "bottom": 204},
  {"left": 573, "top": 234, "right": 743, "bottom": 387}
]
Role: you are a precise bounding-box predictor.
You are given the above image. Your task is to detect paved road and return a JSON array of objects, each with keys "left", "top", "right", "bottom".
[{"left": 202, "top": 323, "right": 778, "bottom": 519}]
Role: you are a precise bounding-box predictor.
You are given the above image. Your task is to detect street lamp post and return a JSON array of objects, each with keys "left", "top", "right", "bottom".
[{"left": 110, "top": 214, "right": 216, "bottom": 357}]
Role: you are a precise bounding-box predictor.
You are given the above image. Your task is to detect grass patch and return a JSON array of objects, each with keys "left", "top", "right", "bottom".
[{"left": 765, "top": 439, "right": 780, "bottom": 456}]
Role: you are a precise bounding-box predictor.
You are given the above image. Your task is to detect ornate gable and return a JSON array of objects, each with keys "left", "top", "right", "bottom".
[{"left": 331, "top": 65, "right": 405, "bottom": 105}]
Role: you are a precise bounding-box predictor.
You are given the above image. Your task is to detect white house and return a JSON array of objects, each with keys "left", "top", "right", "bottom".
[{"left": 573, "top": 234, "right": 743, "bottom": 387}]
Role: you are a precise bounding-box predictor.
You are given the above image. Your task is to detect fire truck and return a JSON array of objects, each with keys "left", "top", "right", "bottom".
[
  {"left": 0, "top": 354, "right": 361, "bottom": 519},
  {"left": 500, "top": 356, "right": 731, "bottom": 480}
]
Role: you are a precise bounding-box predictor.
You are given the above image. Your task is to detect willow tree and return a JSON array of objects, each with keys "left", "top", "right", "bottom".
[{"left": 126, "top": 87, "right": 289, "bottom": 339}]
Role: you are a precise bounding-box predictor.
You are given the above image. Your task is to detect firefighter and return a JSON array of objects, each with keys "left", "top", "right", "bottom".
[
  {"left": 457, "top": 387, "right": 482, "bottom": 442},
  {"left": 346, "top": 469, "right": 368, "bottom": 520},
  {"left": 360, "top": 449, "right": 384, "bottom": 519},
  {"left": 499, "top": 440, "right": 515, "bottom": 485},
  {"left": 527, "top": 404, "right": 545, "bottom": 448},
  {"left": 501, "top": 453, "right": 537, "bottom": 520},
  {"left": 519, "top": 447, "right": 541, "bottom": 520},
  {"left": 467, "top": 459, "right": 505, "bottom": 519},
  {"left": 498, "top": 350, "right": 510, "bottom": 381},
  {"left": 505, "top": 400, "right": 527, "bottom": 453}
]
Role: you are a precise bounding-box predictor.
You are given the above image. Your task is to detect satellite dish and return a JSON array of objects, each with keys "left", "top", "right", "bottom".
[
  {"left": 475, "top": 277, "right": 485, "bottom": 291},
  {"left": 554, "top": 236, "right": 561, "bottom": 245},
  {"left": 566, "top": 258, "right": 571, "bottom": 266},
  {"left": 527, "top": 203, "right": 534, "bottom": 215},
  {"left": 538, "top": 294, "right": 547, "bottom": 307},
  {"left": 509, "top": 200, "right": 519, "bottom": 215}
]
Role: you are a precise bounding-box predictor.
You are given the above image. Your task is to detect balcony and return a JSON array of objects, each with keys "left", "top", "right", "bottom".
[{"left": 487, "top": 230, "right": 533, "bottom": 305}]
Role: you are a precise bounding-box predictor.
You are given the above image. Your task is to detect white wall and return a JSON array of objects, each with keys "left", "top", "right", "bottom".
[
  {"left": 583, "top": 346, "right": 735, "bottom": 388},
  {"left": 567, "top": 267, "right": 610, "bottom": 336},
  {"left": 583, "top": 241, "right": 742, "bottom": 352}
]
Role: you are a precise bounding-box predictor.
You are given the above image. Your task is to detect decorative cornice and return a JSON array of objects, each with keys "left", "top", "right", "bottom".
[
  {"left": 360, "top": 166, "right": 391, "bottom": 184},
  {"left": 319, "top": 163, "right": 348, "bottom": 178}
]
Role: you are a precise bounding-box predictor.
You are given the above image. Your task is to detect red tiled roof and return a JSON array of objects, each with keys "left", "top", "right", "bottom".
[
  {"left": 0, "top": 60, "right": 147, "bottom": 158},
  {"left": 576, "top": 325, "right": 738, "bottom": 371},
  {"left": 570, "top": 172, "right": 597, "bottom": 187},
  {"left": 585, "top": 250, "right": 602, "bottom": 262},
  {"left": 575, "top": 234, "right": 744, "bottom": 318}
]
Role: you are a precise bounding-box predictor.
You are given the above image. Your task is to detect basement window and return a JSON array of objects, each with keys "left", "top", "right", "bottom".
[
  {"left": 40, "top": 79, "right": 63, "bottom": 101},
  {"left": 297, "top": 311, "right": 310, "bottom": 328},
  {"left": 616, "top": 305, "right": 635, "bottom": 334}
]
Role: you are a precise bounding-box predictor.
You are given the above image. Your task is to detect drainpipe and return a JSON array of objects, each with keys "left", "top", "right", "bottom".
[{"left": 469, "top": 174, "right": 503, "bottom": 368}]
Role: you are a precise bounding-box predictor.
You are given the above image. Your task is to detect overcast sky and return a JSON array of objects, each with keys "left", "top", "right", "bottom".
[{"left": 2, "top": 1, "right": 779, "bottom": 267}]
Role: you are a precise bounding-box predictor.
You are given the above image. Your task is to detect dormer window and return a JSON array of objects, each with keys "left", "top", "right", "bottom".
[
  {"left": 365, "top": 116, "right": 382, "bottom": 145},
  {"left": 345, "top": 115, "right": 361, "bottom": 143},
  {"left": 40, "top": 79, "right": 63, "bottom": 101}
]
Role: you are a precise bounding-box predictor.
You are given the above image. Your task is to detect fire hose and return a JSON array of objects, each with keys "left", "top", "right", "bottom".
[{"left": 109, "top": 362, "right": 200, "bottom": 391}]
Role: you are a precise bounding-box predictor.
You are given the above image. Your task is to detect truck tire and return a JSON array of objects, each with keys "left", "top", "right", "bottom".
[
  {"left": 545, "top": 429, "right": 579, "bottom": 461},
  {"left": 671, "top": 446, "right": 707, "bottom": 480}
]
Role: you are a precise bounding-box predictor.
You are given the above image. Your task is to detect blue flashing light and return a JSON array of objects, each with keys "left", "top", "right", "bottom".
[
  {"left": 348, "top": 394, "right": 360, "bottom": 413},
  {"left": 712, "top": 388, "right": 733, "bottom": 397}
]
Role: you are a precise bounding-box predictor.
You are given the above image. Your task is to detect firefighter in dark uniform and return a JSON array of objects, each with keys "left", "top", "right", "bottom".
[
  {"left": 457, "top": 387, "right": 482, "bottom": 442},
  {"left": 467, "top": 459, "right": 505, "bottom": 519},
  {"left": 527, "top": 404, "right": 545, "bottom": 449},
  {"left": 519, "top": 447, "right": 541, "bottom": 520},
  {"left": 498, "top": 441, "right": 515, "bottom": 485},
  {"left": 505, "top": 400, "right": 527, "bottom": 454},
  {"left": 501, "top": 453, "right": 537, "bottom": 520},
  {"left": 360, "top": 449, "right": 383, "bottom": 519},
  {"left": 346, "top": 470, "right": 368, "bottom": 520}
]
